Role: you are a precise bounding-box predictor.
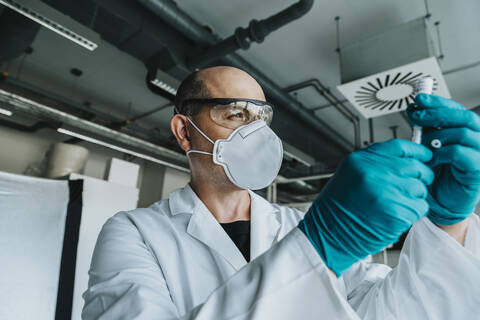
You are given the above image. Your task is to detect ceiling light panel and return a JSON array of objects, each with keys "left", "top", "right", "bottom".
[{"left": 0, "top": 0, "right": 100, "bottom": 50}]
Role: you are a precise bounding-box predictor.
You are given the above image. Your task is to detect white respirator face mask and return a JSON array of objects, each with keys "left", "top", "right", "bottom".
[{"left": 186, "top": 118, "right": 283, "bottom": 190}]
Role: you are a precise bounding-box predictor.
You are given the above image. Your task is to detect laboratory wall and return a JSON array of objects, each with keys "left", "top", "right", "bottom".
[
  {"left": 138, "top": 160, "right": 166, "bottom": 207},
  {"left": 0, "top": 124, "right": 191, "bottom": 208},
  {"left": 162, "top": 166, "right": 191, "bottom": 199}
]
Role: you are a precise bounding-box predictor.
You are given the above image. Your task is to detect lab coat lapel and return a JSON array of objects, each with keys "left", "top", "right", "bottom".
[
  {"left": 183, "top": 190, "right": 247, "bottom": 271},
  {"left": 249, "top": 191, "right": 280, "bottom": 260}
]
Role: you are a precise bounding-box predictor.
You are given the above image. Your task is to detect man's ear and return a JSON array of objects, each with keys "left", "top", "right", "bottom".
[{"left": 170, "top": 114, "right": 191, "bottom": 152}]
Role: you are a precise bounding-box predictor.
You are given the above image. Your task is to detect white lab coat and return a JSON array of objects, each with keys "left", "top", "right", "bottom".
[{"left": 82, "top": 184, "right": 480, "bottom": 319}]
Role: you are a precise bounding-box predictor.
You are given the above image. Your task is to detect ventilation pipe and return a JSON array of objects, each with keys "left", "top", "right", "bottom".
[
  {"left": 136, "top": 0, "right": 354, "bottom": 153},
  {"left": 0, "top": 119, "right": 58, "bottom": 132},
  {"left": 186, "top": 0, "right": 314, "bottom": 68},
  {"left": 0, "top": 88, "right": 189, "bottom": 170},
  {"left": 284, "top": 78, "right": 361, "bottom": 149}
]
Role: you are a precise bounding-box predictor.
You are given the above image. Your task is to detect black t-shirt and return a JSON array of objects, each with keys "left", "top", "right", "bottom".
[{"left": 220, "top": 220, "right": 251, "bottom": 262}]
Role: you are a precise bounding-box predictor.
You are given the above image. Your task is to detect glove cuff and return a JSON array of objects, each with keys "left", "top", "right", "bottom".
[
  {"left": 297, "top": 202, "right": 365, "bottom": 277},
  {"left": 427, "top": 193, "right": 473, "bottom": 226}
]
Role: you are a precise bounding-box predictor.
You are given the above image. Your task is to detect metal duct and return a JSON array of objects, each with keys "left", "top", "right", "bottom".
[
  {"left": 0, "top": 118, "right": 57, "bottom": 132},
  {"left": 136, "top": 0, "right": 354, "bottom": 154},
  {"left": 285, "top": 78, "right": 361, "bottom": 149},
  {"left": 1, "top": 74, "right": 172, "bottom": 145},
  {"left": 187, "top": 0, "right": 314, "bottom": 68},
  {"left": 0, "top": 88, "right": 189, "bottom": 171},
  {"left": 0, "top": 6, "right": 40, "bottom": 62}
]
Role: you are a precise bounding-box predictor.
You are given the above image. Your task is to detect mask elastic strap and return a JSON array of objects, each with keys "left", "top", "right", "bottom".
[
  {"left": 185, "top": 117, "right": 215, "bottom": 156},
  {"left": 186, "top": 150, "right": 213, "bottom": 156},
  {"left": 186, "top": 117, "right": 214, "bottom": 144}
]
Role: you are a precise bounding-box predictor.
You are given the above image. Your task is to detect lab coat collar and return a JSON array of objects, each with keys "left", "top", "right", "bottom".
[
  {"left": 248, "top": 190, "right": 281, "bottom": 260},
  {"left": 169, "top": 184, "right": 198, "bottom": 216},
  {"left": 168, "top": 184, "right": 280, "bottom": 269},
  {"left": 169, "top": 184, "right": 247, "bottom": 270}
]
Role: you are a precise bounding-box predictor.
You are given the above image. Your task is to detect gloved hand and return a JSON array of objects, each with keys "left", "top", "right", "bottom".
[
  {"left": 298, "top": 140, "right": 434, "bottom": 276},
  {"left": 407, "top": 94, "right": 480, "bottom": 226}
]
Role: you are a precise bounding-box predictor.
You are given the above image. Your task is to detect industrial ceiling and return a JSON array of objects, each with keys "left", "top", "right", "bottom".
[{"left": 0, "top": 0, "right": 479, "bottom": 201}]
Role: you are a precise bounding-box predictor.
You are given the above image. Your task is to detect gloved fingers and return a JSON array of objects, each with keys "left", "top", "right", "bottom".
[
  {"left": 408, "top": 106, "right": 480, "bottom": 132},
  {"left": 414, "top": 94, "right": 465, "bottom": 111},
  {"left": 423, "top": 128, "right": 480, "bottom": 150},
  {"left": 388, "top": 197, "right": 430, "bottom": 223},
  {"left": 406, "top": 94, "right": 465, "bottom": 123},
  {"left": 394, "top": 176, "right": 429, "bottom": 199},
  {"left": 395, "top": 158, "right": 435, "bottom": 185},
  {"left": 367, "top": 139, "right": 433, "bottom": 162},
  {"left": 404, "top": 197, "right": 430, "bottom": 220},
  {"left": 428, "top": 145, "right": 480, "bottom": 172}
]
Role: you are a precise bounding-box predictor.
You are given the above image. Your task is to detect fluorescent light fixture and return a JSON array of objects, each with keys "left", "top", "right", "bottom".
[
  {"left": 0, "top": 108, "right": 12, "bottom": 116},
  {"left": 149, "top": 69, "right": 179, "bottom": 95},
  {"left": 57, "top": 128, "right": 189, "bottom": 173},
  {"left": 151, "top": 79, "right": 178, "bottom": 95},
  {"left": 0, "top": 0, "right": 100, "bottom": 51}
]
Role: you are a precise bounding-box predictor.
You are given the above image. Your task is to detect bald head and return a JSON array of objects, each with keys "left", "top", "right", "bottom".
[
  {"left": 175, "top": 66, "right": 265, "bottom": 116},
  {"left": 197, "top": 66, "right": 265, "bottom": 100}
]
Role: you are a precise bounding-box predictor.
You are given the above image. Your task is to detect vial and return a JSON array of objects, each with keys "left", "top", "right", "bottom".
[{"left": 412, "top": 77, "right": 434, "bottom": 144}]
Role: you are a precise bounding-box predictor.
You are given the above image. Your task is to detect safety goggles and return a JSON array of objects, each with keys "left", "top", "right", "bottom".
[{"left": 181, "top": 98, "right": 274, "bottom": 129}]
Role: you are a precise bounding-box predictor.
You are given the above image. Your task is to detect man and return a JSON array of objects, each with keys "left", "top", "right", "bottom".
[{"left": 82, "top": 66, "right": 480, "bottom": 319}]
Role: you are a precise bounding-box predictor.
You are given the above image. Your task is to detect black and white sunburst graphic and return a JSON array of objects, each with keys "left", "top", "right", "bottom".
[{"left": 354, "top": 72, "right": 438, "bottom": 112}]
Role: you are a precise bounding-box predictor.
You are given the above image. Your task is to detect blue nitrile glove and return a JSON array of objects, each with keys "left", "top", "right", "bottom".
[
  {"left": 407, "top": 94, "right": 480, "bottom": 226},
  {"left": 298, "top": 140, "right": 434, "bottom": 276}
]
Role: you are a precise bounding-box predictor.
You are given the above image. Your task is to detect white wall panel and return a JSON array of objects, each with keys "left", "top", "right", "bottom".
[
  {"left": 0, "top": 171, "right": 69, "bottom": 320},
  {"left": 69, "top": 174, "right": 139, "bottom": 320}
]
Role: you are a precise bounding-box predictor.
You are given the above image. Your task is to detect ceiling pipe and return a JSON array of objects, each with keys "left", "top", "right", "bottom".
[
  {"left": 276, "top": 172, "right": 334, "bottom": 184},
  {"left": 1, "top": 74, "right": 171, "bottom": 144},
  {"left": 0, "top": 88, "right": 188, "bottom": 169},
  {"left": 443, "top": 59, "right": 480, "bottom": 76},
  {"left": 368, "top": 118, "right": 374, "bottom": 144},
  {"left": 285, "top": 78, "right": 361, "bottom": 149},
  {"left": 308, "top": 79, "right": 361, "bottom": 150},
  {"left": 0, "top": 118, "right": 58, "bottom": 132},
  {"left": 310, "top": 99, "right": 347, "bottom": 111},
  {"left": 0, "top": 89, "right": 188, "bottom": 170},
  {"left": 187, "top": 0, "right": 314, "bottom": 69},
  {"left": 389, "top": 125, "right": 399, "bottom": 139},
  {"left": 136, "top": 0, "right": 354, "bottom": 153}
]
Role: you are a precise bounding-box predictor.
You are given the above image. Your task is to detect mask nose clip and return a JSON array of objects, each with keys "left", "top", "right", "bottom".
[{"left": 238, "top": 120, "right": 266, "bottom": 138}]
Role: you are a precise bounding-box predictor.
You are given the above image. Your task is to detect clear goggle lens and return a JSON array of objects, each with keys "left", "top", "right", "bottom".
[{"left": 210, "top": 101, "right": 273, "bottom": 129}]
